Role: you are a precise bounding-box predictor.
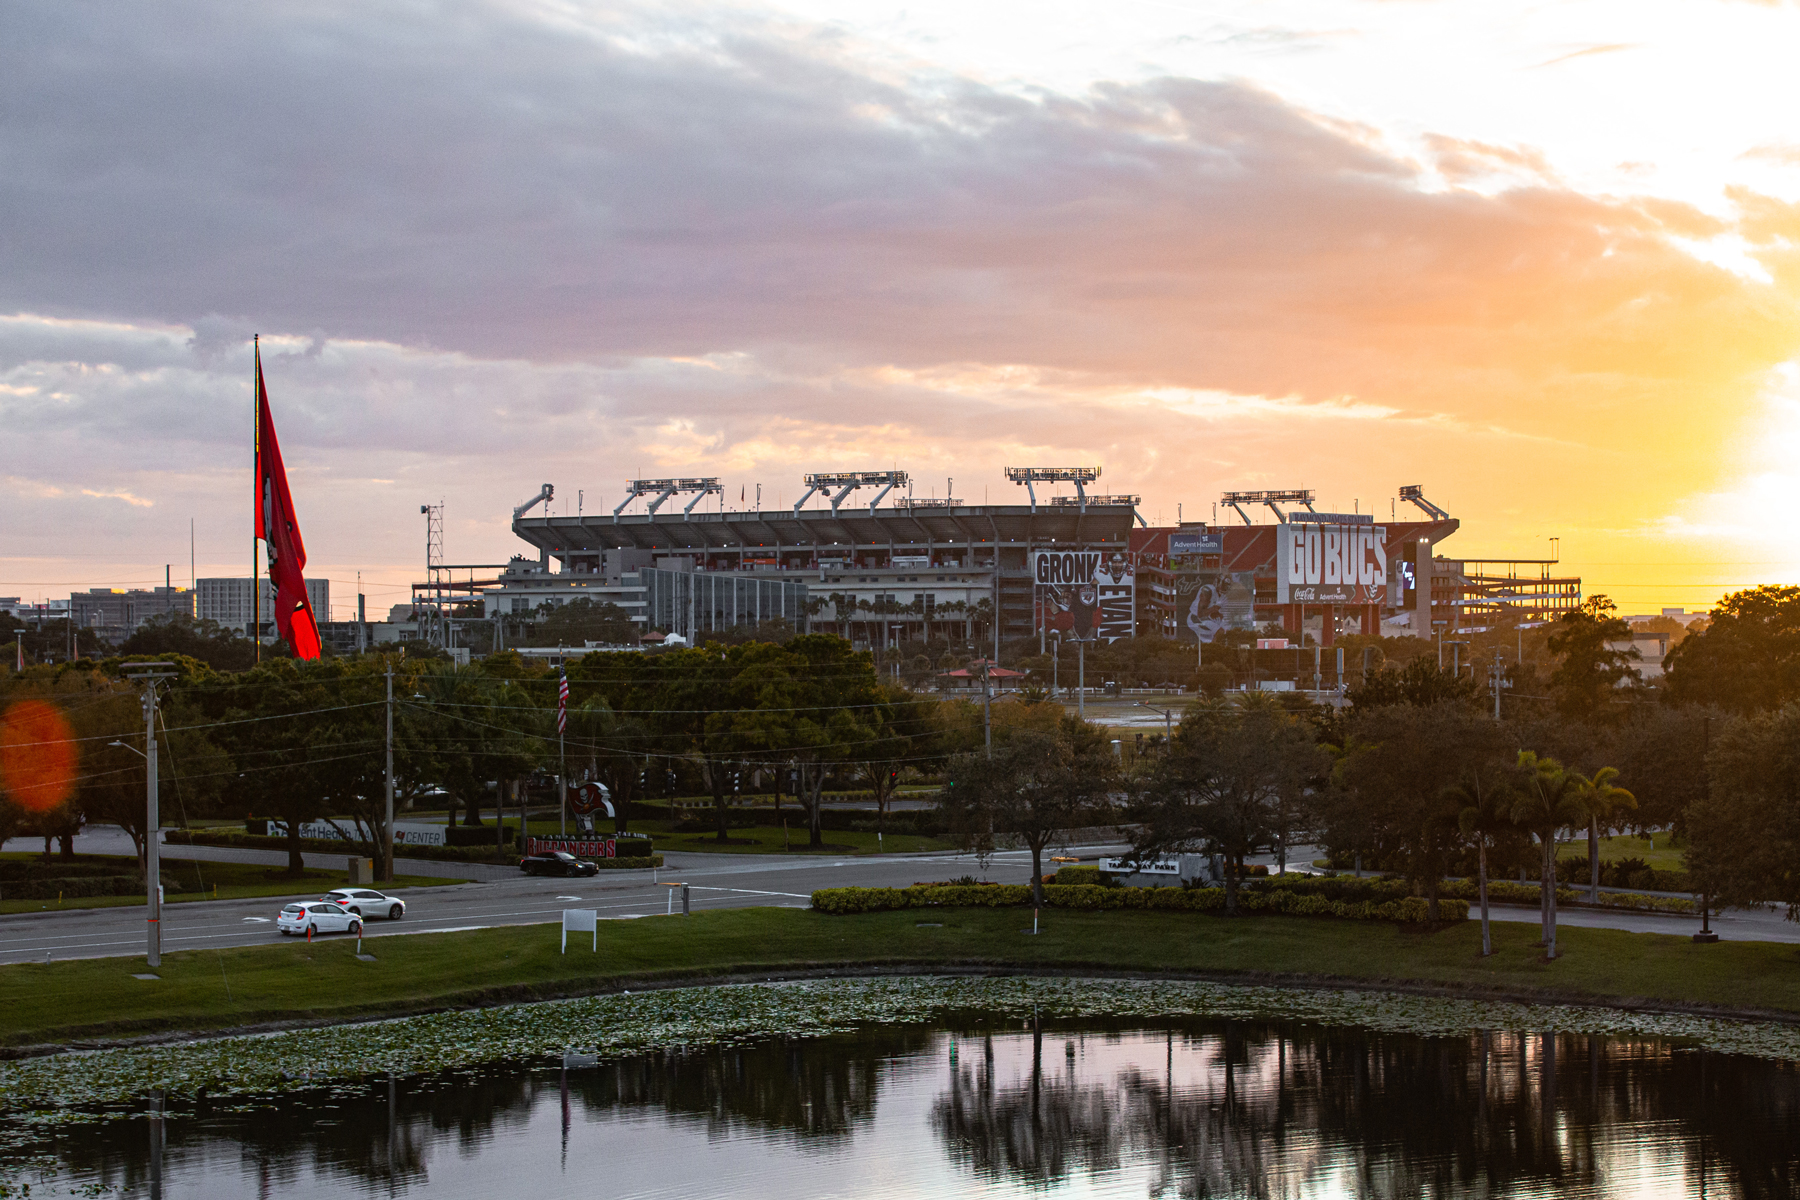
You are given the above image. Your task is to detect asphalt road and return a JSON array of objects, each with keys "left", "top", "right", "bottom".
[{"left": 4, "top": 830, "right": 1790, "bottom": 966}]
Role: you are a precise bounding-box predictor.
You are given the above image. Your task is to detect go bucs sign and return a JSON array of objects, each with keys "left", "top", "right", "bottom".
[
  {"left": 1277, "top": 523, "right": 1389, "bottom": 605},
  {"left": 1032, "top": 550, "right": 1135, "bottom": 642}
]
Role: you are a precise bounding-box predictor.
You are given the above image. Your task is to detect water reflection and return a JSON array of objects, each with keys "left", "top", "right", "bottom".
[{"left": 17, "top": 1017, "right": 1800, "bottom": 1198}]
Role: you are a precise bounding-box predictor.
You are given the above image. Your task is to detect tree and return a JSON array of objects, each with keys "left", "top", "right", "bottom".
[
  {"left": 943, "top": 721, "right": 1115, "bottom": 905},
  {"left": 1335, "top": 702, "right": 1506, "bottom": 922},
  {"left": 1347, "top": 657, "right": 1482, "bottom": 710},
  {"left": 851, "top": 683, "right": 941, "bottom": 831},
  {"left": 528, "top": 598, "right": 638, "bottom": 648},
  {"left": 1610, "top": 705, "right": 1713, "bottom": 833},
  {"left": 119, "top": 613, "right": 259, "bottom": 672},
  {"left": 210, "top": 660, "right": 366, "bottom": 874},
  {"left": 565, "top": 694, "right": 651, "bottom": 833},
  {"left": 1453, "top": 771, "right": 1515, "bottom": 958},
  {"left": 1509, "top": 751, "right": 1587, "bottom": 958},
  {"left": 1664, "top": 586, "right": 1800, "bottom": 713},
  {"left": 1132, "top": 696, "right": 1327, "bottom": 913},
  {"left": 1546, "top": 596, "right": 1639, "bottom": 721},
  {"left": 1686, "top": 704, "right": 1800, "bottom": 921},
  {"left": 1573, "top": 766, "right": 1635, "bottom": 903}
]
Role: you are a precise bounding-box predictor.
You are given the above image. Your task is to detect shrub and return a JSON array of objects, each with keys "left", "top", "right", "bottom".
[
  {"left": 1053, "top": 865, "right": 1105, "bottom": 887},
  {"left": 164, "top": 828, "right": 658, "bottom": 867},
  {"left": 810, "top": 882, "right": 1466, "bottom": 923}
]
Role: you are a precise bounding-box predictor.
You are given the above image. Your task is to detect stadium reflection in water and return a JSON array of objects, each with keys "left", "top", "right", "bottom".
[{"left": 36, "top": 1018, "right": 1800, "bottom": 1198}]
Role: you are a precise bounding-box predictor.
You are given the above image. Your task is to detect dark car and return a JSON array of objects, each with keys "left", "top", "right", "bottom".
[{"left": 519, "top": 850, "right": 599, "bottom": 878}]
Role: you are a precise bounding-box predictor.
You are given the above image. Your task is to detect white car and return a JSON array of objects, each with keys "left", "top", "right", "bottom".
[
  {"left": 320, "top": 888, "right": 407, "bottom": 920},
  {"left": 277, "top": 901, "right": 364, "bottom": 937}
]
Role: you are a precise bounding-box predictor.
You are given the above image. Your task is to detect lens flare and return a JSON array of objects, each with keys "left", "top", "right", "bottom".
[{"left": 0, "top": 699, "right": 79, "bottom": 813}]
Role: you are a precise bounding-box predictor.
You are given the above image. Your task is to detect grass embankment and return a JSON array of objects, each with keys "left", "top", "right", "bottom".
[
  {"left": 5, "top": 906, "right": 1798, "bottom": 1049},
  {"left": 0, "top": 854, "right": 464, "bottom": 916},
  {"left": 1556, "top": 833, "right": 1687, "bottom": 872}
]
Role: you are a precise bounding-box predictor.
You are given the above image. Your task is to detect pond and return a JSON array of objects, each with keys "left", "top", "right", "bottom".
[{"left": 4, "top": 978, "right": 1799, "bottom": 1198}]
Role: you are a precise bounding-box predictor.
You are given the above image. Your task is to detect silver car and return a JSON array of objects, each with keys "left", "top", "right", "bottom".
[
  {"left": 320, "top": 888, "right": 407, "bottom": 920},
  {"left": 277, "top": 901, "right": 363, "bottom": 937}
]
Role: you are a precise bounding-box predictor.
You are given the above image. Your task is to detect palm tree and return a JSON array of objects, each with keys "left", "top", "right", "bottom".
[
  {"left": 1573, "top": 766, "right": 1636, "bottom": 902},
  {"left": 1511, "top": 751, "right": 1586, "bottom": 958},
  {"left": 1452, "top": 774, "right": 1514, "bottom": 957}
]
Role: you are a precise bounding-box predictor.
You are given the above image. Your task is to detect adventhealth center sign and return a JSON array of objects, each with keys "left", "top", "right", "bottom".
[{"left": 1276, "top": 523, "right": 1389, "bottom": 605}]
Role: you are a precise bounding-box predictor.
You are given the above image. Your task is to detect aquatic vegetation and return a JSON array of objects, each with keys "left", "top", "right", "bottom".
[{"left": 2, "top": 974, "right": 1796, "bottom": 1146}]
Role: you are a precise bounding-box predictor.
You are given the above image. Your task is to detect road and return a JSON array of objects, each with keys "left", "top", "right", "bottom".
[{"left": 4, "top": 829, "right": 1792, "bottom": 966}]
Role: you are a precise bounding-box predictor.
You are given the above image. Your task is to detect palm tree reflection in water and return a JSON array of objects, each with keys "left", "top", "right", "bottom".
[{"left": 930, "top": 1019, "right": 1800, "bottom": 1199}]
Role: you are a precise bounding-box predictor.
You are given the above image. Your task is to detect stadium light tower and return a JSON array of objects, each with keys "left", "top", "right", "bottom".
[
  {"left": 1005, "top": 466, "right": 1101, "bottom": 513},
  {"left": 1219, "top": 489, "right": 1316, "bottom": 525},
  {"left": 792, "top": 470, "right": 910, "bottom": 516},
  {"left": 1050, "top": 493, "right": 1146, "bottom": 526},
  {"left": 612, "top": 477, "right": 722, "bottom": 521},
  {"left": 1399, "top": 484, "right": 1450, "bottom": 521}
]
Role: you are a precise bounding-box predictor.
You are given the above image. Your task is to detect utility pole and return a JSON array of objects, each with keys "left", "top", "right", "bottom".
[
  {"left": 125, "top": 663, "right": 176, "bottom": 968},
  {"left": 1077, "top": 638, "right": 1086, "bottom": 720},
  {"left": 1489, "top": 650, "right": 1508, "bottom": 721},
  {"left": 384, "top": 663, "right": 396, "bottom": 883},
  {"left": 979, "top": 658, "right": 992, "bottom": 758}
]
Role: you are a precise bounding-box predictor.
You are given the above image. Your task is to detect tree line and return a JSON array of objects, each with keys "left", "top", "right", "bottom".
[{"left": 8, "top": 584, "right": 1800, "bottom": 940}]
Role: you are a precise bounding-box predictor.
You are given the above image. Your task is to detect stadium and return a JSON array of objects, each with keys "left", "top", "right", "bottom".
[{"left": 417, "top": 469, "right": 1580, "bottom": 654}]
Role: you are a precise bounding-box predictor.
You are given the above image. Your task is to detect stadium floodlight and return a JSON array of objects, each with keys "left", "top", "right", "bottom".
[
  {"left": 793, "top": 470, "right": 910, "bottom": 516},
  {"left": 1399, "top": 484, "right": 1450, "bottom": 521},
  {"left": 894, "top": 496, "right": 962, "bottom": 509},
  {"left": 1005, "top": 466, "right": 1101, "bottom": 513},
  {"left": 1220, "top": 489, "right": 1316, "bottom": 525},
  {"left": 612, "top": 477, "right": 722, "bottom": 522},
  {"left": 512, "top": 483, "right": 554, "bottom": 520},
  {"left": 1050, "top": 493, "right": 1145, "bottom": 526}
]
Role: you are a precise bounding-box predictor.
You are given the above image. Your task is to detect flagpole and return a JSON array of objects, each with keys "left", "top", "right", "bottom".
[
  {"left": 558, "top": 664, "right": 568, "bottom": 837},
  {"left": 252, "top": 335, "right": 261, "bottom": 665}
]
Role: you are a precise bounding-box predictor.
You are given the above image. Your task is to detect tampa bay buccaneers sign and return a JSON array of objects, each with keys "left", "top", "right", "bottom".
[{"left": 1277, "top": 523, "right": 1388, "bottom": 605}]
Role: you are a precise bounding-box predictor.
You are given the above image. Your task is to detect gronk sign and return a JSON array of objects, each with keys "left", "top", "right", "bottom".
[{"left": 1277, "top": 524, "right": 1389, "bottom": 605}]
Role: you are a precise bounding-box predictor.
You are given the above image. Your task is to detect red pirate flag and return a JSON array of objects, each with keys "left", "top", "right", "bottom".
[{"left": 254, "top": 345, "right": 322, "bottom": 659}]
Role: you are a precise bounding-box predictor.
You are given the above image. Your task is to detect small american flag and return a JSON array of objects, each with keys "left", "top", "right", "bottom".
[{"left": 557, "top": 670, "right": 569, "bottom": 735}]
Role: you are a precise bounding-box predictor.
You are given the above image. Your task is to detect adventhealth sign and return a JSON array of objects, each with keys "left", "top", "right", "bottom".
[
  {"left": 268, "top": 820, "right": 447, "bottom": 847},
  {"left": 1276, "top": 523, "right": 1389, "bottom": 605}
]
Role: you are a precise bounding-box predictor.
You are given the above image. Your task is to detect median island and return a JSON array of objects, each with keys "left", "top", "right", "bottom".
[{"left": 5, "top": 904, "right": 1797, "bottom": 1052}]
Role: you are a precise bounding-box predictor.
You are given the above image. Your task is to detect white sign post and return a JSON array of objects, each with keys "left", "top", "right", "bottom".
[{"left": 561, "top": 908, "right": 597, "bottom": 953}]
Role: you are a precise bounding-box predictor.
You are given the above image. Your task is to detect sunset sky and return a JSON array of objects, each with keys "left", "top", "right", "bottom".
[{"left": 4, "top": 0, "right": 1798, "bottom": 621}]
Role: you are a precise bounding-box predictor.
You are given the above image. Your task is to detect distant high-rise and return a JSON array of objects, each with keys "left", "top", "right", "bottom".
[
  {"left": 70, "top": 587, "right": 193, "bottom": 640},
  {"left": 196, "top": 577, "right": 329, "bottom": 635}
]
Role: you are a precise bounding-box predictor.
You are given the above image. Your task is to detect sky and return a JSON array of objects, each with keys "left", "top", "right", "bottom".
[{"left": 4, "top": 0, "right": 1799, "bottom": 622}]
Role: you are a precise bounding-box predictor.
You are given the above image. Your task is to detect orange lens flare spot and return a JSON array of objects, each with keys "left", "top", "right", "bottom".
[{"left": 0, "top": 699, "right": 78, "bottom": 813}]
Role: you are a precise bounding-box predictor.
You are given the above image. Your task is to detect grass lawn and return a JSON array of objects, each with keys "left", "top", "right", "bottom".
[
  {"left": 1555, "top": 833, "right": 1687, "bottom": 872},
  {"left": 0, "top": 853, "right": 465, "bottom": 916},
  {"left": 5, "top": 906, "right": 1798, "bottom": 1048}
]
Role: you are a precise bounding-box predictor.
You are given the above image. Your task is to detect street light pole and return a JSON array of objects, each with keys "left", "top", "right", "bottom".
[
  {"left": 123, "top": 663, "right": 176, "bottom": 969},
  {"left": 384, "top": 663, "right": 396, "bottom": 884}
]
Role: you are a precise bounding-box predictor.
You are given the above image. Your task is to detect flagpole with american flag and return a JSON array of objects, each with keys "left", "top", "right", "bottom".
[{"left": 557, "top": 663, "right": 569, "bottom": 837}]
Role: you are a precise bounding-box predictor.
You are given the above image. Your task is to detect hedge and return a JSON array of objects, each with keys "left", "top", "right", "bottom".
[
  {"left": 1053, "top": 865, "right": 1106, "bottom": 887},
  {"left": 0, "top": 873, "right": 186, "bottom": 901},
  {"left": 811, "top": 883, "right": 1466, "bottom": 924},
  {"left": 164, "top": 829, "right": 658, "bottom": 868}
]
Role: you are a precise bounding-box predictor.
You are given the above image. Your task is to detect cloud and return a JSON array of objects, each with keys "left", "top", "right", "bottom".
[
  {"left": 1528, "top": 43, "right": 1639, "bottom": 69},
  {"left": 1, "top": 0, "right": 1798, "bottom": 600}
]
